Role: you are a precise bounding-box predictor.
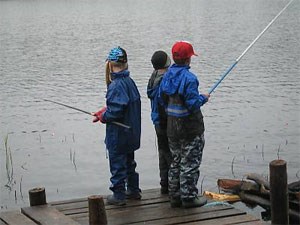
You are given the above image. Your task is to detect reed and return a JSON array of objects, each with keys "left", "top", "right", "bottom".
[
  {"left": 200, "top": 175, "right": 206, "bottom": 194},
  {"left": 70, "top": 148, "right": 77, "bottom": 172},
  {"left": 20, "top": 175, "right": 24, "bottom": 200},
  {"left": 231, "top": 156, "right": 236, "bottom": 178},
  {"left": 277, "top": 144, "right": 281, "bottom": 159},
  {"left": 4, "top": 134, "right": 14, "bottom": 188}
]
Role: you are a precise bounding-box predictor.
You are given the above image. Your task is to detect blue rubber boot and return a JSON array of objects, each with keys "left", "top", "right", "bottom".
[{"left": 106, "top": 195, "right": 126, "bottom": 206}]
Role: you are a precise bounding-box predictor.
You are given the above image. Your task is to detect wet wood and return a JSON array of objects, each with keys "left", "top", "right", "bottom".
[
  {"left": 21, "top": 205, "right": 81, "bottom": 225},
  {"left": 238, "top": 191, "right": 270, "bottom": 209},
  {"left": 217, "top": 179, "right": 260, "bottom": 193},
  {"left": 88, "top": 195, "right": 107, "bottom": 225},
  {"left": 0, "top": 211, "right": 36, "bottom": 225},
  {"left": 1, "top": 188, "right": 268, "bottom": 225},
  {"left": 119, "top": 207, "right": 244, "bottom": 225},
  {"left": 29, "top": 187, "right": 46, "bottom": 206},
  {"left": 246, "top": 173, "right": 270, "bottom": 190},
  {"left": 269, "top": 159, "right": 289, "bottom": 225},
  {"left": 57, "top": 189, "right": 266, "bottom": 225},
  {"left": 288, "top": 180, "right": 300, "bottom": 192},
  {"left": 182, "top": 214, "right": 261, "bottom": 225}
]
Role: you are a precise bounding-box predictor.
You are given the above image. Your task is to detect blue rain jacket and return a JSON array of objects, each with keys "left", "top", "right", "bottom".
[
  {"left": 159, "top": 64, "right": 207, "bottom": 114},
  {"left": 103, "top": 70, "right": 141, "bottom": 153},
  {"left": 147, "top": 70, "right": 165, "bottom": 125},
  {"left": 159, "top": 64, "right": 207, "bottom": 138}
]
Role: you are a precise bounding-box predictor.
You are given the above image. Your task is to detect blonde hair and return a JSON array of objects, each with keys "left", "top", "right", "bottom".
[
  {"left": 105, "top": 61, "right": 128, "bottom": 86},
  {"left": 105, "top": 62, "right": 112, "bottom": 86}
]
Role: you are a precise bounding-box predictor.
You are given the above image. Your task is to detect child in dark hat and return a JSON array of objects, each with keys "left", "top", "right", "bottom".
[{"left": 147, "top": 50, "right": 172, "bottom": 194}]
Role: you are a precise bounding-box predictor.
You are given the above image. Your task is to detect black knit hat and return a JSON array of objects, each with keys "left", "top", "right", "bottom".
[{"left": 151, "top": 51, "right": 171, "bottom": 70}]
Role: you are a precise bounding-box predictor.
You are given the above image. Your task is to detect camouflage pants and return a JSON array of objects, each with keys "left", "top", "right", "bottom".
[{"left": 168, "top": 134, "right": 205, "bottom": 199}]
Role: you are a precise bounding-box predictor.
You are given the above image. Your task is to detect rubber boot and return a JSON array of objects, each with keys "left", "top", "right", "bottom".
[
  {"left": 170, "top": 196, "right": 182, "bottom": 208},
  {"left": 106, "top": 195, "right": 126, "bottom": 206},
  {"left": 182, "top": 196, "right": 207, "bottom": 208}
]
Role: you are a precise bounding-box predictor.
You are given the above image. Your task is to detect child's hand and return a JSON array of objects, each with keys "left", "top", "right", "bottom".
[
  {"left": 203, "top": 93, "right": 210, "bottom": 101},
  {"left": 92, "top": 107, "right": 107, "bottom": 123}
]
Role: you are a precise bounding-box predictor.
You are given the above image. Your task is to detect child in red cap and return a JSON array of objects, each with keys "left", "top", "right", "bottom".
[{"left": 159, "top": 41, "right": 210, "bottom": 208}]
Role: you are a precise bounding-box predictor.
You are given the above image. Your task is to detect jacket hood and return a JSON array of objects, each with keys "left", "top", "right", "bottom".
[
  {"left": 111, "top": 70, "right": 129, "bottom": 79},
  {"left": 147, "top": 70, "right": 164, "bottom": 99},
  {"left": 160, "top": 64, "right": 190, "bottom": 95}
]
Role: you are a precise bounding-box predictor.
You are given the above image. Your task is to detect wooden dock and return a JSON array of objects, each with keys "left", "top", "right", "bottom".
[{"left": 1, "top": 188, "right": 269, "bottom": 225}]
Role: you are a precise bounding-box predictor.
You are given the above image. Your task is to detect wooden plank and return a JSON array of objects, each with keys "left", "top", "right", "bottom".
[
  {"left": 69, "top": 202, "right": 235, "bottom": 225},
  {"left": 233, "top": 222, "right": 269, "bottom": 225},
  {"left": 21, "top": 205, "right": 81, "bottom": 225},
  {"left": 51, "top": 188, "right": 164, "bottom": 210},
  {"left": 123, "top": 207, "right": 245, "bottom": 225},
  {"left": 50, "top": 188, "right": 161, "bottom": 206},
  {"left": 0, "top": 211, "right": 37, "bottom": 225},
  {"left": 183, "top": 214, "right": 260, "bottom": 225},
  {"left": 59, "top": 196, "right": 170, "bottom": 215}
]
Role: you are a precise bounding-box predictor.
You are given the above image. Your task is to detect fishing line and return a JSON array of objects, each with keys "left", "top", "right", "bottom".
[{"left": 208, "top": 0, "right": 294, "bottom": 94}]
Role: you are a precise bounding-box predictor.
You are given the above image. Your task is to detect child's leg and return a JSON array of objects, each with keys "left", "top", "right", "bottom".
[
  {"left": 108, "top": 151, "right": 127, "bottom": 200},
  {"left": 168, "top": 137, "right": 181, "bottom": 198},
  {"left": 126, "top": 151, "right": 140, "bottom": 195},
  {"left": 180, "top": 134, "right": 205, "bottom": 200},
  {"left": 156, "top": 126, "right": 172, "bottom": 193}
]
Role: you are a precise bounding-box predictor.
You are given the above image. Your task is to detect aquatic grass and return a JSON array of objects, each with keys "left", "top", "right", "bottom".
[
  {"left": 19, "top": 175, "right": 24, "bottom": 201},
  {"left": 4, "top": 134, "right": 14, "bottom": 188},
  {"left": 231, "top": 156, "right": 236, "bottom": 178},
  {"left": 69, "top": 148, "right": 77, "bottom": 172},
  {"left": 200, "top": 175, "right": 206, "bottom": 194},
  {"left": 277, "top": 144, "right": 281, "bottom": 159},
  {"left": 261, "top": 144, "right": 265, "bottom": 161}
]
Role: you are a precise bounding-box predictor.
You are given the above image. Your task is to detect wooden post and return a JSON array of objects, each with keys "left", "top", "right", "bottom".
[
  {"left": 29, "top": 187, "right": 47, "bottom": 206},
  {"left": 269, "top": 160, "right": 289, "bottom": 225},
  {"left": 88, "top": 195, "right": 107, "bottom": 225}
]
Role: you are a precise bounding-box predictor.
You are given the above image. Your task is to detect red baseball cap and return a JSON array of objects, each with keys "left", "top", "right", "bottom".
[{"left": 172, "top": 41, "right": 198, "bottom": 60}]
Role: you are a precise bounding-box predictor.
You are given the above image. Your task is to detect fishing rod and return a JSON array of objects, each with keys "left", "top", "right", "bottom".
[
  {"left": 43, "top": 99, "right": 131, "bottom": 129},
  {"left": 208, "top": 0, "right": 294, "bottom": 94}
]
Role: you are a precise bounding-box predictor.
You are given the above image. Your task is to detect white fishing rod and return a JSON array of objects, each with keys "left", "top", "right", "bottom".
[{"left": 208, "top": 0, "right": 294, "bottom": 94}]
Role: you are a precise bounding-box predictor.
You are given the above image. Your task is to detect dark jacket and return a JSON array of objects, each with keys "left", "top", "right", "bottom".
[
  {"left": 147, "top": 70, "right": 167, "bottom": 129},
  {"left": 103, "top": 70, "right": 141, "bottom": 153},
  {"left": 159, "top": 64, "right": 208, "bottom": 139}
]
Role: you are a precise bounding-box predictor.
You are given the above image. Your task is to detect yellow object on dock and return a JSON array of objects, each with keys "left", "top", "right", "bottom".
[{"left": 204, "top": 191, "right": 241, "bottom": 202}]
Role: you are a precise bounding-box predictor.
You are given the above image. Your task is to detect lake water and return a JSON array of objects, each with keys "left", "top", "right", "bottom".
[{"left": 0, "top": 0, "right": 299, "bottom": 218}]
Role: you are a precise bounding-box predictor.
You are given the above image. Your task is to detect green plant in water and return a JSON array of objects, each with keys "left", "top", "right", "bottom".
[{"left": 4, "top": 134, "right": 14, "bottom": 188}]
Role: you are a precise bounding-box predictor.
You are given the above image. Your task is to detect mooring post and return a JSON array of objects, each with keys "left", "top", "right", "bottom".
[
  {"left": 269, "top": 159, "right": 289, "bottom": 225},
  {"left": 29, "top": 187, "right": 47, "bottom": 206},
  {"left": 88, "top": 195, "right": 107, "bottom": 225}
]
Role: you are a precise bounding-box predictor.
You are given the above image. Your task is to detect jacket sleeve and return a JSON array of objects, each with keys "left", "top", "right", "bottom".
[
  {"left": 103, "top": 82, "right": 129, "bottom": 122},
  {"left": 184, "top": 77, "right": 207, "bottom": 112}
]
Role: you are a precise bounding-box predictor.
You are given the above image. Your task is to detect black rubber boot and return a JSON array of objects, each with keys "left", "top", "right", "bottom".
[
  {"left": 182, "top": 196, "right": 207, "bottom": 208},
  {"left": 170, "top": 197, "right": 182, "bottom": 208}
]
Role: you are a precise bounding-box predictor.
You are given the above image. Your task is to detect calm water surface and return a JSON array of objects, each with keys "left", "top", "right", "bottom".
[{"left": 1, "top": 0, "right": 299, "bottom": 217}]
